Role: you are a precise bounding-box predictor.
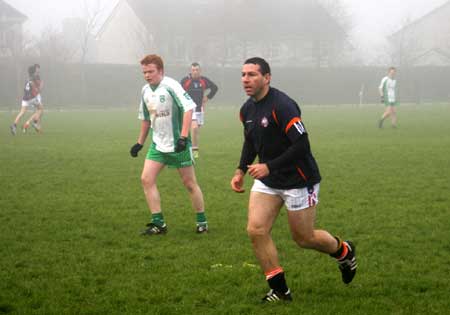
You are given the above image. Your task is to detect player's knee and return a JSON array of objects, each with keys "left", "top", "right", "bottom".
[
  {"left": 141, "top": 175, "right": 155, "bottom": 188},
  {"left": 182, "top": 178, "right": 197, "bottom": 193},
  {"left": 247, "top": 223, "right": 269, "bottom": 238},
  {"left": 292, "top": 233, "right": 315, "bottom": 249}
]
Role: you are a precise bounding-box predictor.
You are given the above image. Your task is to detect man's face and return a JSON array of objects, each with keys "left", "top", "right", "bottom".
[
  {"left": 388, "top": 69, "right": 396, "bottom": 78},
  {"left": 142, "top": 63, "right": 163, "bottom": 86},
  {"left": 190, "top": 66, "right": 201, "bottom": 79},
  {"left": 241, "top": 63, "right": 270, "bottom": 97}
]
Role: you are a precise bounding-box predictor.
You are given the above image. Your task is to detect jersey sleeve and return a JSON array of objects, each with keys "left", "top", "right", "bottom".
[
  {"left": 138, "top": 89, "right": 150, "bottom": 121},
  {"left": 167, "top": 79, "right": 196, "bottom": 112},
  {"left": 273, "top": 98, "right": 307, "bottom": 143},
  {"left": 379, "top": 77, "right": 387, "bottom": 91}
]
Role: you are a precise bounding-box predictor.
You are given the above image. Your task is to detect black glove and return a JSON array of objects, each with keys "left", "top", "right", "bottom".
[
  {"left": 130, "top": 143, "right": 143, "bottom": 157},
  {"left": 380, "top": 95, "right": 385, "bottom": 103},
  {"left": 175, "top": 136, "right": 187, "bottom": 152}
]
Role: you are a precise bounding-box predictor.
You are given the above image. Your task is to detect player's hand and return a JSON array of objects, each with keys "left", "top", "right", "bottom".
[
  {"left": 231, "top": 170, "right": 245, "bottom": 193},
  {"left": 130, "top": 143, "right": 143, "bottom": 157},
  {"left": 247, "top": 163, "right": 270, "bottom": 179},
  {"left": 175, "top": 136, "right": 187, "bottom": 152},
  {"left": 380, "top": 95, "right": 385, "bottom": 103}
]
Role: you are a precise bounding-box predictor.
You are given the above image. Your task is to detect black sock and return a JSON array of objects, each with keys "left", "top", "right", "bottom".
[
  {"left": 267, "top": 272, "right": 289, "bottom": 294},
  {"left": 330, "top": 236, "right": 345, "bottom": 258}
]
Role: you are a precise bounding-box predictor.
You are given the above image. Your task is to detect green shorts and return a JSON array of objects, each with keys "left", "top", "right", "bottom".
[
  {"left": 146, "top": 142, "right": 194, "bottom": 169},
  {"left": 384, "top": 101, "right": 398, "bottom": 106}
]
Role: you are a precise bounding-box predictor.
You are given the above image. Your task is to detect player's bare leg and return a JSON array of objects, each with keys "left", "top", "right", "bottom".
[
  {"left": 178, "top": 165, "right": 207, "bottom": 232},
  {"left": 191, "top": 120, "right": 199, "bottom": 158},
  {"left": 25, "top": 105, "right": 43, "bottom": 133},
  {"left": 379, "top": 106, "right": 392, "bottom": 128},
  {"left": 287, "top": 205, "right": 338, "bottom": 253},
  {"left": 390, "top": 106, "right": 397, "bottom": 127},
  {"left": 178, "top": 166, "right": 204, "bottom": 211},
  {"left": 287, "top": 205, "right": 357, "bottom": 284},
  {"left": 10, "top": 107, "right": 28, "bottom": 135},
  {"left": 247, "top": 192, "right": 283, "bottom": 272},
  {"left": 247, "top": 192, "right": 292, "bottom": 301},
  {"left": 141, "top": 159, "right": 165, "bottom": 213},
  {"left": 141, "top": 159, "right": 167, "bottom": 235}
]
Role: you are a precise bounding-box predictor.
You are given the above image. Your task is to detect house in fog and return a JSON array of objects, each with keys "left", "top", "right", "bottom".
[
  {"left": 389, "top": 0, "right": 450, "bottom": 66},
  {"left": 0, "top": 0, "right": 27, "bottom": 58},
  {"left": 91, "top": 0, "right": 351, "bottom": 67}
]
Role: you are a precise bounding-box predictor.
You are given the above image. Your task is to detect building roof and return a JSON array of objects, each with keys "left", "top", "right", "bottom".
[
  {"left": 0, "top": 0, "right": 27, "bottom": 22},
  {"left": 390, "top": 0, "right": 450, "bottom": 38}
]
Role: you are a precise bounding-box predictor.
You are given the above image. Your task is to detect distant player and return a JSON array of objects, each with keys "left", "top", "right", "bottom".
[
  {"left": 378, "top": 67, "right": 398, "bottom": 128},
  {"left": 10, "top": 64, "right": 44, "bottom": 135},
  {"left": 130, "top": 54, "right": 208, "bottom": 235},
  {"left": 231, "top": 57, "right": 357, "bottom": 302},
  {"left": 180, "top": 62, "right": 218, "bottom": 158}
]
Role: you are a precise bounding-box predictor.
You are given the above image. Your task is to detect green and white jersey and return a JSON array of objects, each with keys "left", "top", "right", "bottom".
[
  {"left": 138, "top": 76, "right": 196, "bottom": 153},
  {"left": 379, "top": 76, "right": 397, "bottom": 103}
]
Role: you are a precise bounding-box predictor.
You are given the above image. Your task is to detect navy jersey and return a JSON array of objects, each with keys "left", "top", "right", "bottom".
[
  {"left": 22, "top": 74, "right": 41, "bottom": 101},
  {"left": 238, "top": 87, "right": 321, "bottom": 189},
  {"left": 180, "top": 75, "right": 218, "bottom": 111}
]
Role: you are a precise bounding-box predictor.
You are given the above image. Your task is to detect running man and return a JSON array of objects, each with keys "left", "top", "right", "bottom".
[
  {"left": 180, "top": 62, "right": 218, "bottom": 158},
  {"left": 130, "top": 54, "right": 208, "bottom": 235},
  {"left": 10, "top": 64, "right": 44, "bottom": 135},
  {"left": 378, "top": 67, "right": 398, "bottom": 128},
  {"left": 230, "top": 57, "right": 357, "bottom": 302}
]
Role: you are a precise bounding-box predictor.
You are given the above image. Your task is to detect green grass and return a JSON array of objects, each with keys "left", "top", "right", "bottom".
[{"left": 1, "top": 104, "right": 450, "bottom": 314}]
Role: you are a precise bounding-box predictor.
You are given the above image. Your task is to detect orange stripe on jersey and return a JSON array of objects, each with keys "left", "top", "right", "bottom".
[
  {"left": 272, "top": 109, "right": 279, "bottom": 125},
  {"left": 285, "top": 117, "right": 301, "bottom": 134},
  {"left": 296, "top": 166, "right": 307, "bottom": 181},
  {"left": 239, "top": 112, "right": 243, "bottom": 122}
]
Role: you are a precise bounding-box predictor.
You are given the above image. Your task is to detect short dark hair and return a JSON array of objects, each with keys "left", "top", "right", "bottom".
[
  {"left": 388, "top": 66, "right": 396, "bottom": 71},
  {"left": 28, "top": 65, "right": 36, "bottom": 76},
  {"left": 191, "top": 62, "right": 200, "bottom": 68},
  {"left": 244, "top": 57, "right": 271, "bottom": 75}
]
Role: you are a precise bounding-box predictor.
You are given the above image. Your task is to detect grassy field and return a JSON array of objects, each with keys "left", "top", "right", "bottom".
[{"left": 1, "top": 104, "right": 450, "bottom": 315}]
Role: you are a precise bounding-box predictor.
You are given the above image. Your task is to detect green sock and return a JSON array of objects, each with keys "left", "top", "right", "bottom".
[
  {"left": 151, "top": 212, "right": 165, "bottom": 226},
  {"left": 196, "top": 212, "right": 207, "bottom": 225}
]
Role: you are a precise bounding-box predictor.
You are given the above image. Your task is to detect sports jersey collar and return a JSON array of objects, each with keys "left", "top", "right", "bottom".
[
  {"left": 252, "top": 87, "right": 272, "bottom": 104},
  {"left": 149, "top": 76, "right": 164, "bottom": 91}
]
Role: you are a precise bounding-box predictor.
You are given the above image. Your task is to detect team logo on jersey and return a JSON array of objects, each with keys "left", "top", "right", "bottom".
[
  {"left": 159, "top": 95, "right": 166, "bottom": 103},
  {"left": 184, "top": 92, "right": 192, "bottom": 100},
  {"left": 261, "top": 117, "right": 269, "bottom": 128}
]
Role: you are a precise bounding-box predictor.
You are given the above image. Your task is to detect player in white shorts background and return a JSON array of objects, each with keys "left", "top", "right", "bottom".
[
  {"left": 180, "top": 62, "right": 218, "bottom": 158},
  {"left": 230, "top": 57, "right": 357, "bottom": 303},
  {"left": 10, "top": 64, "right": 44, "bottom": 135}
]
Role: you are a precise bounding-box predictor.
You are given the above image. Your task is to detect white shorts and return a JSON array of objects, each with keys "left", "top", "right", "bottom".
[
  {"left": 192, "top": 111, "right": 204, "bottom": 126},
  {"left": 251, "top": 180, "right": 320, "bottom": 211},
  {"left": 21, "top": 95, "right": 42, "bottom": 108}
]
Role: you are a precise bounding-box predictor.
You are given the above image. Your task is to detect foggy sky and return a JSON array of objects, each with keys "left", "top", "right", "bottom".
[{"left": 5, "top": 0, "right": 449, "bottom": 64}]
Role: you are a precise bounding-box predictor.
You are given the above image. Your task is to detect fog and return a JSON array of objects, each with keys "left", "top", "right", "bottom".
[
  {"left": 2, "top": 0, "right": 450, "bottom": 108},
  {"left": 7, "top": 0, "right": 448, "bottom": 64}
]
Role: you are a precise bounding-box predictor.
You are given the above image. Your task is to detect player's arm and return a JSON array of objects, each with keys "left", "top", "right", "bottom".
[
  {"left": 130, "top": 95, "right": 151, "bottom": 157},
  {"left": 171, "top": 79, "right": 196, "bottom": 152},
  {"left": 181, "top": 109, "right": 193, "bottom": 138},
  {"left": 379, "top": 77, "right": 386, "bottom": 97},
  {"left": 232, "top": 110, "right": 257, "bottom": 192},
  {"left": 205, "top": 77, "right": 218, "bottom": 100},
  {"left": 137, "top": 120, "right": 151, "bottom": 144},
  {"left": 231, "top": 139, "right": 256, "bottom": 193}
]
